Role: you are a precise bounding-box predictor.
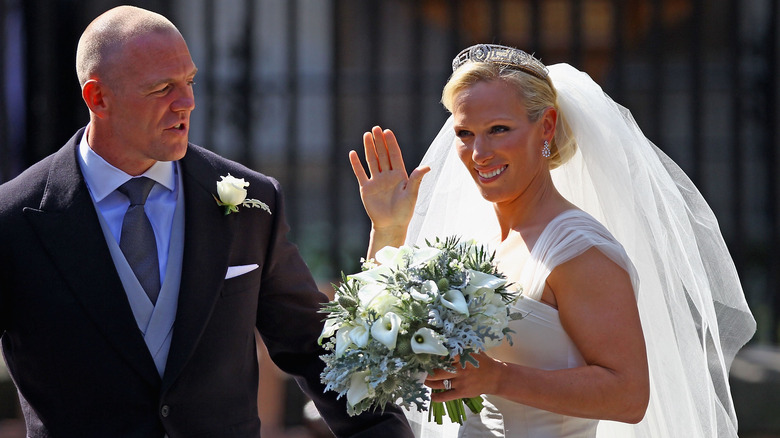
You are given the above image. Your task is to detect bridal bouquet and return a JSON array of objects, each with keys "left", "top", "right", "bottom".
[{"left": 319, "top": 236, "right": 522, "bottom": 425}]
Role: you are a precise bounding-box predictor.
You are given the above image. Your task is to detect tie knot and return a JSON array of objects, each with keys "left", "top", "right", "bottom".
[{"left": 118, "top": 177, "right": 156, "bottom": 206}]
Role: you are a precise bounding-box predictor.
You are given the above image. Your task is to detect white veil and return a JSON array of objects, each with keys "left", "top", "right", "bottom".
[{"left": 405, "top": 63, "right": 756, "bottom": 437}]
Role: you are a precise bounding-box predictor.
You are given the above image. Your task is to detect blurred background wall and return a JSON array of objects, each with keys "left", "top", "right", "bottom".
[{"left": 1, "top": 0, "right": 779, "bottom": 437}]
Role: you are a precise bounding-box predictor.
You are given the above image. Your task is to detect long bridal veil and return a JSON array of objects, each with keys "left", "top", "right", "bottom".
[{"left": 405, "top": 63, "right": 756, "bottom": 437}]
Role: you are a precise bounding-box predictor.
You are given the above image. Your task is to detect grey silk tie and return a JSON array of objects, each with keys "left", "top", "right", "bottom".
[{"left": 118, "top": 177, "right": 160, "bottom": 304}]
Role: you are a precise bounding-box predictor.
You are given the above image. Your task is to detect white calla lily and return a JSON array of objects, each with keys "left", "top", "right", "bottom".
[
  {"left": 371, "top": 312, "right": 402, "bottom": 350},
  {"left": 410, "top": 328, "right": 449, "bottom": 356},
  {"left": 375, "top": 245, "right": 442, "bottom": 269},
  {"left": 464, "top": 269, "right": 506, "bottom": 295},
  {"left": 442, "top": 289, "right": 470, "bottom": 316},
  {"left": 318, "top": 318, "right": 340, "bottom": 344},
  {"left": 350, "top": 265, "right": 391, "bottom": 284},
  {"left": 349, "top": 323, "right": 370, "bottom": 348},
  {"left": 335, "top": 327, "right": 353, "bottom": 357},
  {"left": 347, "top": 370, "right": 372, "bottom": 406},
  {"left": 352, "top": 245, "right": 442, "bottom": 288},
  {"left": 374, "top": 245, "right": 405, "bottom": 267},
  {"left": 409, "top": 247, "right": 442, "bottom": 267},
  {"left": 409, "top": 285, "right": 433, "bottom": 303}
]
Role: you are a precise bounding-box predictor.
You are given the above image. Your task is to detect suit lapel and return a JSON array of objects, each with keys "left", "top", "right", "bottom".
[
  {"left": 23, "top": 132, "right": 160, "bottom": 386},
  {"left": 162, "top": 147, "right": 236, "bottom": 389}
]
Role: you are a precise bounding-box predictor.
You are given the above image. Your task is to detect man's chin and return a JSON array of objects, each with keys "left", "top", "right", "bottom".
[
  {"left": 175, "top": 142, "right": 189, "bottom": 159},
  {"left": 162, "top": 142, "right": 189, "bottom": 162}
]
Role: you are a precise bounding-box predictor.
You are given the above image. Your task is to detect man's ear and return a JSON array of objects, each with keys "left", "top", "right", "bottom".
[{"left": 82, "top": 79, "right": 108, "bottom": 118}]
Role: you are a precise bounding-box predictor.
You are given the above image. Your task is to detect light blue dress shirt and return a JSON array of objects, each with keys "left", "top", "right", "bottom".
[
  {"left": 77, "top": 126, "right": 183, "bottom": 377},
  {"left": 77, "top": 128, "right": 178, "bottom": 285}
]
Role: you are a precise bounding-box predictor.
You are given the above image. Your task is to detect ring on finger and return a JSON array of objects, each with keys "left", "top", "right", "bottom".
[{"left": 443, "top": 379, "right": 452, "bottom": 391}]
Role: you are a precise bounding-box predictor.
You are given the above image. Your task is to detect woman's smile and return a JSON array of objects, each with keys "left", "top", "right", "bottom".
[{"left": 477, "top": 165, "right": 508, "bottom": 180}]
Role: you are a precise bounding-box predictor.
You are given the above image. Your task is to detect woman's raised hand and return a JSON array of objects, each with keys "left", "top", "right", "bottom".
[{"left": 349, "top": 126, "right": 430, "bottom": 255}]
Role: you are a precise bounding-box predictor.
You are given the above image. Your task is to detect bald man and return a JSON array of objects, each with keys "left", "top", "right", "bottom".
[{"left": 0, "top": 6, "right": 412, "bottom": 438}]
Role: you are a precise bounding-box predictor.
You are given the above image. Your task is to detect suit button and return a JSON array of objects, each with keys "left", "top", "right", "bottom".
[{"left": 161, "top": 405, "right": 170, "bottom": 417}]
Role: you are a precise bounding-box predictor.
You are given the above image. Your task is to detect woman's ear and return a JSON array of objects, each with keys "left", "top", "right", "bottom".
[
  {"left": 82, "top": 79, "right": 108, "bottom": 119},
  {"left": 541, "top": 106, "right": 558, "bottom": 139}
]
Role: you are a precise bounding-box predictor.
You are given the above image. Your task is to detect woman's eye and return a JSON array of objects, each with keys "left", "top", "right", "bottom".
[
  {"left": 456, "top": 130, "right": 472, "bottom": 138},
  {"left": 490, "top": 125, "right": 509, "bottom": 134}
]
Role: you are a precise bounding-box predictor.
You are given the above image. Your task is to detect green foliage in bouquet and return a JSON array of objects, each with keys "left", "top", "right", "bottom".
[{"left": 319, "top": 236, "right": 523, "bottom": 424}]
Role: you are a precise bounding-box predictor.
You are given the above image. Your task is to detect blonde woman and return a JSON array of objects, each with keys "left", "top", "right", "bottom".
[{"left": 350, "top": 44, "right": 755, "bottom": 438}]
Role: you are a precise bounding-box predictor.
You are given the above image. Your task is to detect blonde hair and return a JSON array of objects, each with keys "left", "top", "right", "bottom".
[{"left": 441, "top": 62, "right": 577, "bottom": 169}]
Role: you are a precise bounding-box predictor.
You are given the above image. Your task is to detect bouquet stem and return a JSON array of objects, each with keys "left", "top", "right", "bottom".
[{"left": 428, "top": 394, "right": 484, "bottom": 425}]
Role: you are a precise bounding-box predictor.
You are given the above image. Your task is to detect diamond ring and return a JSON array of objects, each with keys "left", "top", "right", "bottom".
[{"left": 443, "top": 379, "right": 452, "bottom": 391}]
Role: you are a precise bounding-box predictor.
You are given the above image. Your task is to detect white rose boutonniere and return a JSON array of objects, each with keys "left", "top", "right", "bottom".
[{"left": 214, "top": 174, "right": 272, "bottom": 215}]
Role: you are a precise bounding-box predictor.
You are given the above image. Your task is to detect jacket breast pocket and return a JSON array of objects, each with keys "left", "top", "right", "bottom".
[{"left": 221, "top": 265, "right": 262, "bottom": 297}]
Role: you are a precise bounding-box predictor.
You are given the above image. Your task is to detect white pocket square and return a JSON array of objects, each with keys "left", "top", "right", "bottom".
[{"left": 225, "top": 264, "right": 259, "bottom": 279}]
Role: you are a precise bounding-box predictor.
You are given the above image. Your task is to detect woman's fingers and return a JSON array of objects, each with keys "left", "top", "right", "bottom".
[
  {"left": 426, "top": 370, "right": 462, "bottom": 401},
  {"left": 362, "top": 131, "right": 381, "bottom": 177},
  {"left": 383, "top": 128, "right": 406, "bottom": 174},
  {"left": 370, "top": 126, "right": 393, "bottom": 173},
  {"left": 348, "top": 150, "right": 369, "bottom": 186},
  {"left": 408, "top": 165, "right": 431, "bottom": 195},
  {"left": 364, "top": 126, "right": 405, "bottom": 176},
  {"left": 424, "top": 354, "right": 495, "bottom": 401}
]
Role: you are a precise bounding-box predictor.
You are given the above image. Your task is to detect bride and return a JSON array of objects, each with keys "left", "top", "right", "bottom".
[{"left": 348, "top": 44, "right": 756, "bottom": 437}]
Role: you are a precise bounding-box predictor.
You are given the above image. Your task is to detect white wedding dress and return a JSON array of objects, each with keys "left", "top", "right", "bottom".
[
  {"left": 405, "top": 209, "right": 637, "bottom": 438},
  {"left": 403, "top": 64, "right": 755, "bottom": 438},
  {"left": 457, "top": 209, "right": 636, "bottom": 438}
]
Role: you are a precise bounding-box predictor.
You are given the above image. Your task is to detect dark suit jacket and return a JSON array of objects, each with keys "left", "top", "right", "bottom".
[{"left": 0, "top": 128, "right": 412, "bottom": 438}]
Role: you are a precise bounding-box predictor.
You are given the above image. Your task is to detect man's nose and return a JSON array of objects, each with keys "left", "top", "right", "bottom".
[{"left": 171, "top": 86, "right": 195, "bottom": 112}]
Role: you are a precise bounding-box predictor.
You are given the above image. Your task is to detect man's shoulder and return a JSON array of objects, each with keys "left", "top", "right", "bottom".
[
  {"left": 0, "top": 132, "right": 82, "bottom": 211},
  {"left": 184, "top": 143, "right": 279, "bottom": 188},
  {"left": 0, "top": 153, "right": 57, "bottom": 207}
]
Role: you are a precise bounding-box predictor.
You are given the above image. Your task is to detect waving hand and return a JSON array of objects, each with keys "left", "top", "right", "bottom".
[{"left": 349, "top": 126, "right": 430, "bottom": 258}]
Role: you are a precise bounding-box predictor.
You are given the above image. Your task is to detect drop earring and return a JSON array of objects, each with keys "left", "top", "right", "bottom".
[{"left": 542, "top": 140, "right": 551, "bottom": 158}]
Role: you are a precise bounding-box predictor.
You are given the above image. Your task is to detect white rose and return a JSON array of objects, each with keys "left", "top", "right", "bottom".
[
  {"left": 367, "top": 293, "right": 400, "bottom": 315},
  {"left": 357, "top": 282, "right": 386, "bottom": 306},
  {"left": 216, "top": 174, "right": 249, "bottom": 206},
  {"left": 334, "top": 320, "right": 370, "bottom": 357}
]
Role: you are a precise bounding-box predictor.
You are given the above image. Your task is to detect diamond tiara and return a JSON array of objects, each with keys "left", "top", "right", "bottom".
[{"left": 451, "top": 44, "right": 548, "bottom": 80}]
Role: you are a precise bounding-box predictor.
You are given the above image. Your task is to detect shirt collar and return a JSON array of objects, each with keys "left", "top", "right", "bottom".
[{"left": 78, "top": 125, "right": 177, "bottom": 202}]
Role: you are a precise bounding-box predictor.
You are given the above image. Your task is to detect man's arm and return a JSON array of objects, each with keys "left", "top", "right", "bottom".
[{"left": 254, "top": 178, "right": 413, "bottom": 438}]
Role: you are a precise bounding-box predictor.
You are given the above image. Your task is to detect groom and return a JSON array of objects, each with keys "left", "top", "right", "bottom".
[{"left": 0, "top": 6, "right": 411, "bottom": 438}]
